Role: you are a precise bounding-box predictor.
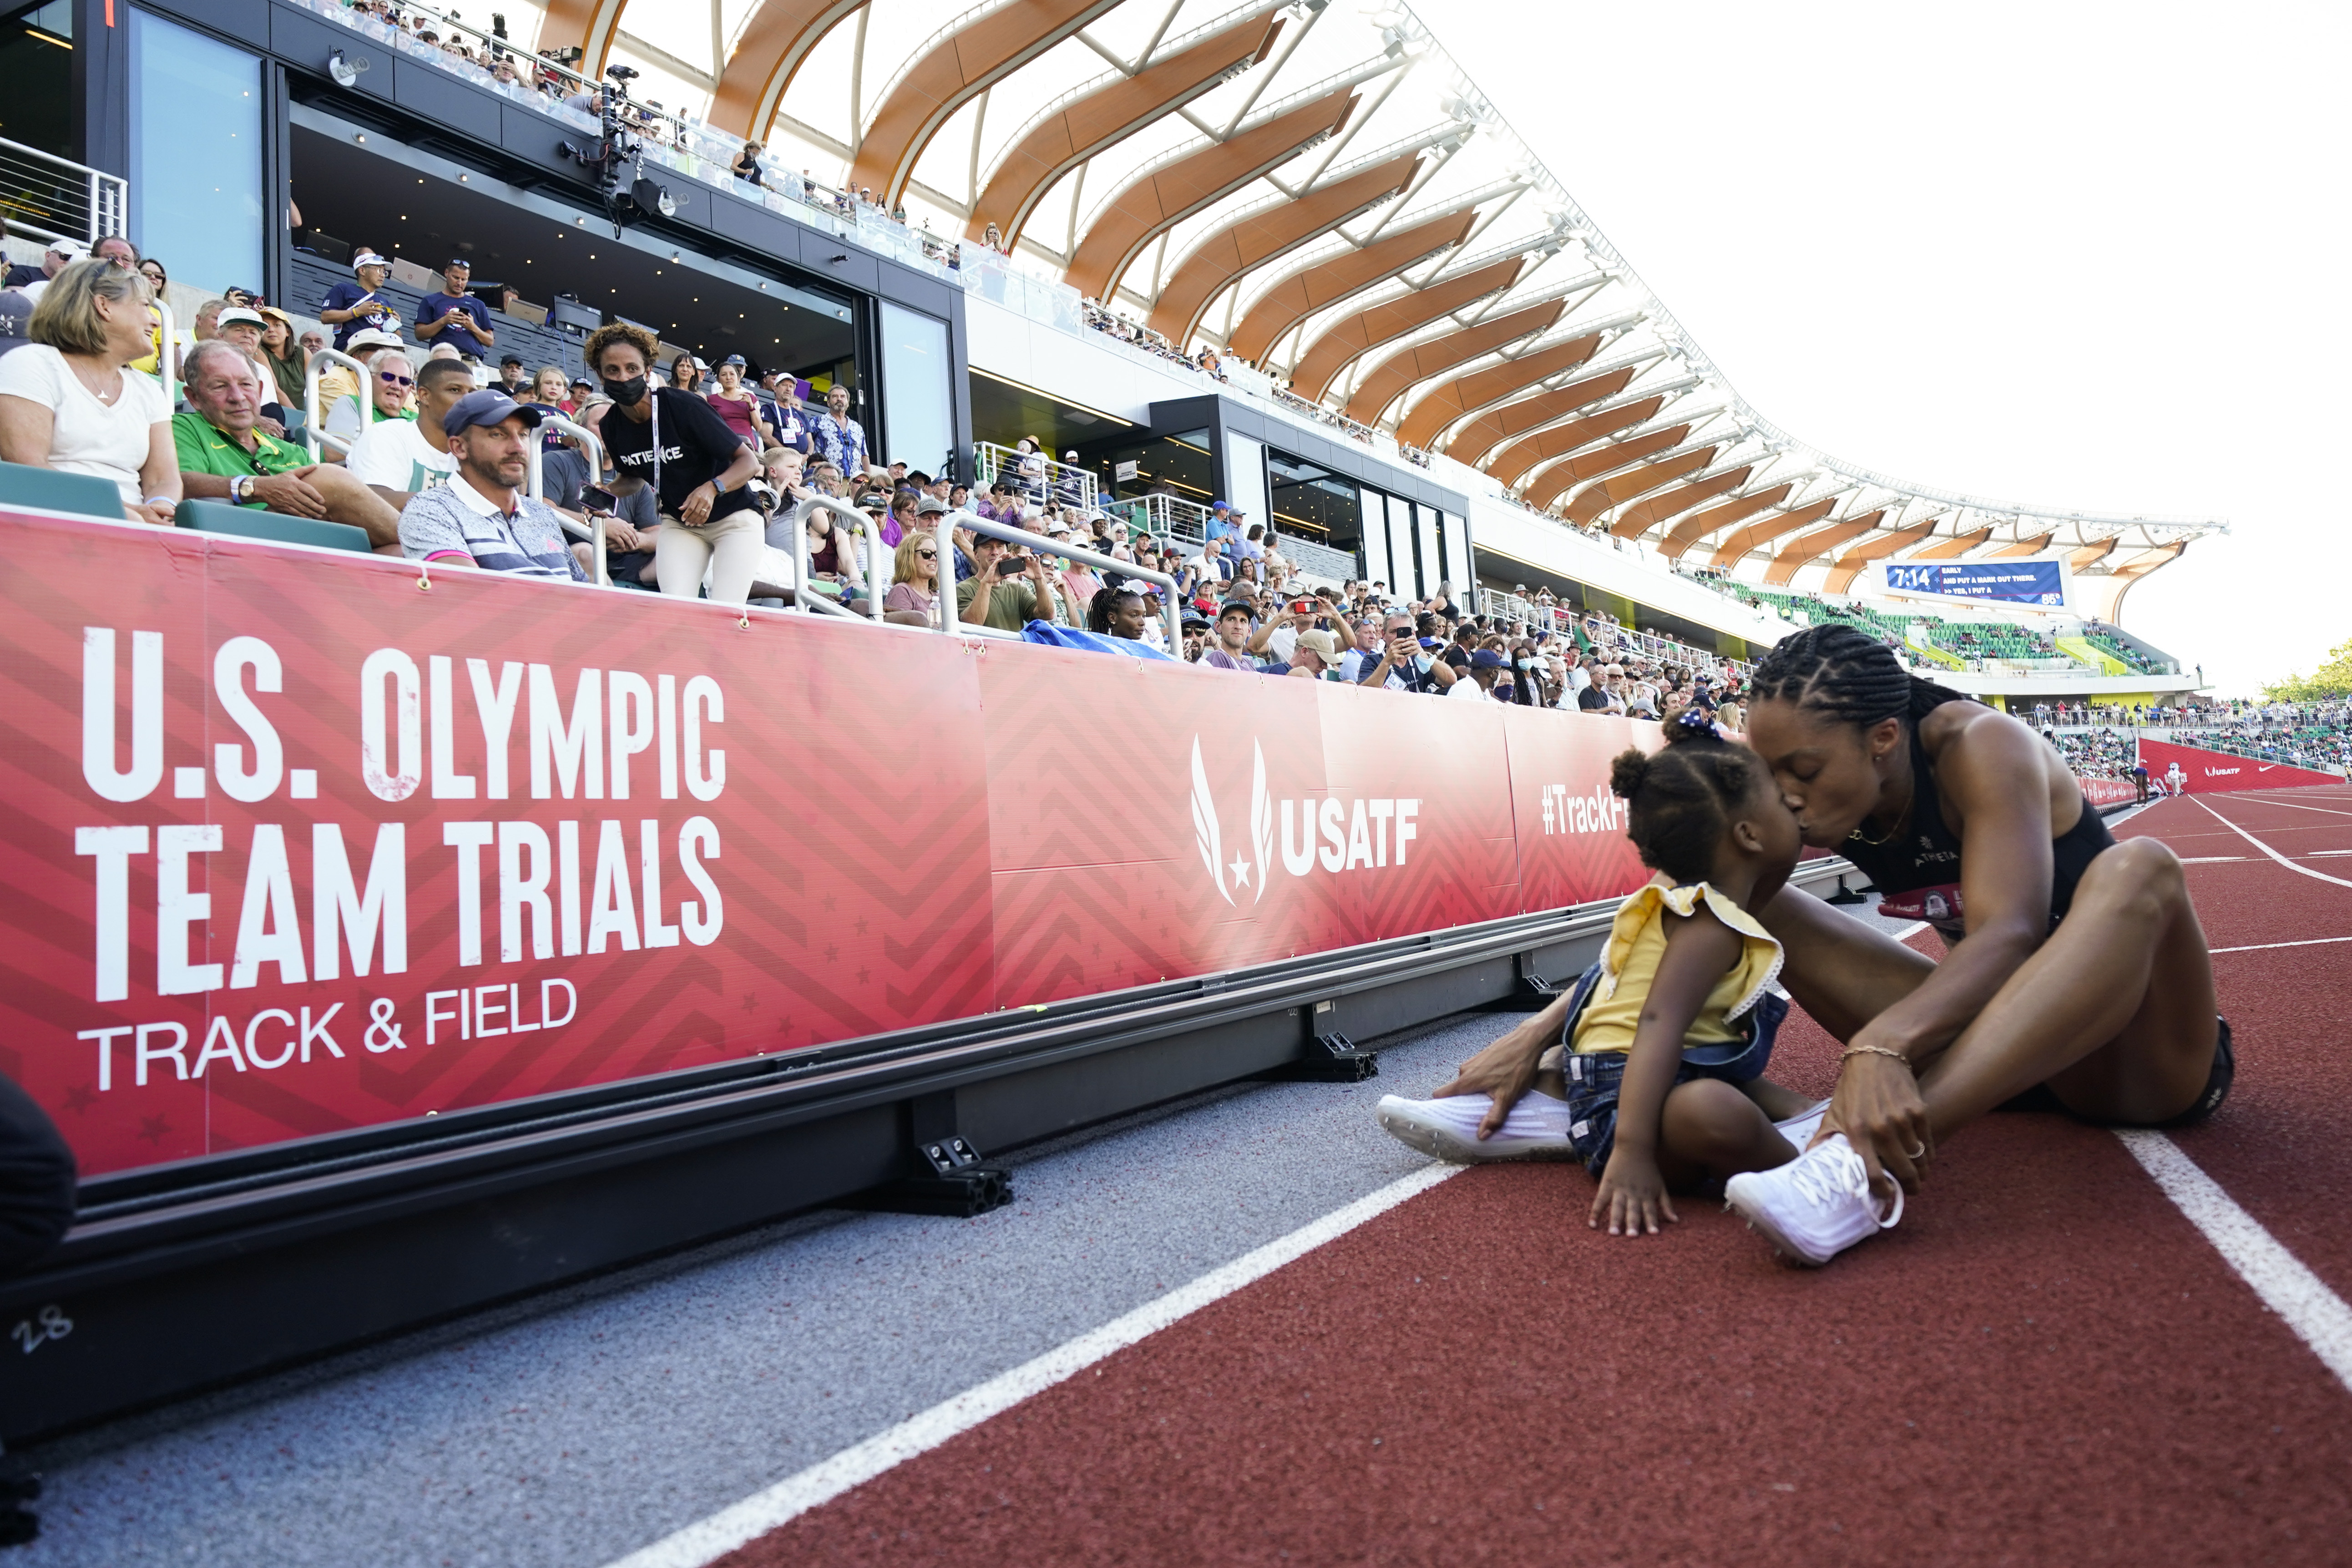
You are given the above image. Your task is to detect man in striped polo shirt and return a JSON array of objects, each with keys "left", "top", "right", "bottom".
[{"left": 397, "top": 389, "right": 590, "bottom": 582}]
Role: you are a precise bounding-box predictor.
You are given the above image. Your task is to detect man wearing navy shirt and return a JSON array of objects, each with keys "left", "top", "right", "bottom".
[
  {"left": 318, "top": 251, "right": 403, "bottom": 350},
  {"left": 416, "top": 258, "right": 496, "bottom": 361}
]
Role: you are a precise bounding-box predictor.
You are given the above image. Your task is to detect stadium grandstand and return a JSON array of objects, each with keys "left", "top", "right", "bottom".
[{"left": 0, "top": 0, "right": 2343, "bottom": 1561}]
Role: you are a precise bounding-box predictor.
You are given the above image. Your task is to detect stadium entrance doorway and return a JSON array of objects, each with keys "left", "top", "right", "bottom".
[{"left": 287, "top": 118, "right": 863, "bottom": 413}]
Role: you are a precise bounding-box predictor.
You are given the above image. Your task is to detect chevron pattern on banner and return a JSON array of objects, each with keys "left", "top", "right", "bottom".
[{"left": 5, "top": 507, "right": 1693, "bottom": 1176}]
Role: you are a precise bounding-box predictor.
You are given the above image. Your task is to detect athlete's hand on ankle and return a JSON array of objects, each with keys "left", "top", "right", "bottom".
[
  {"left": 1819, "top": 1047, "right": 1931, "bottom": 1194},
  {"left": 1433, "top": 1022, "right": 1549, "bottom": 1138},
  {"left": 1591, "top": 1148, "right": 1678, "bottom": 1236}
]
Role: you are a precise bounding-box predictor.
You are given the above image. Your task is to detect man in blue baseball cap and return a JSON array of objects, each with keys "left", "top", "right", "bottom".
[
  {"left": 397, "top": 389, "right": 590, "bottom": 581},
  {"left": 1448, "top": 646, "right": 1512, "bottom": 701}
]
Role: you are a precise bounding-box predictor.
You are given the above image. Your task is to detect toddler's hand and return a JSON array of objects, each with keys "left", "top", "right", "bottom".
[{"left": 1590, "top": 1151, "right": 1678, "bottom": 1237}]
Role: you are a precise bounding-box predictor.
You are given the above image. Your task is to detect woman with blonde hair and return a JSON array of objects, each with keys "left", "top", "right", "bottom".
[
  {"left": 882, "top": 529, "right": 940, "bottom": 627},
  {"left": 0, "top": 260, "right": 179, "bottom": 524}
]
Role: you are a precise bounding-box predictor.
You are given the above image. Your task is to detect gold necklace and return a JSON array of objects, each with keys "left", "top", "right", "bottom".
[{"left": 1848, "top": 780, "right": 1914, "bottom": 847}]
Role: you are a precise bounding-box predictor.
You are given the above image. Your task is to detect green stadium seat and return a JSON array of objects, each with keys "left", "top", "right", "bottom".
[
  {"left": 175, "top": 499, "right": 372, "bottom": 553},
  {"left": 0, "top": 459, "right": 131, "bottom": 520}
]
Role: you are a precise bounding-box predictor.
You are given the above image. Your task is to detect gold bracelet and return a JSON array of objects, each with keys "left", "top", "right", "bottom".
[{"left": 1839, "top": 1044, "right": 1912, "bottom": 1070}]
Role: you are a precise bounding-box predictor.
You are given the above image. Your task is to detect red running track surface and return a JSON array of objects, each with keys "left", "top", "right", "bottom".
[{"left": 721, "top": 790, "right": 2352, "bottom": 1568}]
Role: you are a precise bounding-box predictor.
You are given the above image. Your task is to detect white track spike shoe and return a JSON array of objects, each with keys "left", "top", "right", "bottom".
[
  {"left": 1723, "top": 1132, "right": 1902, "bottom": 1266},
  {"left": 1376, "top": 1092, "right": 1577, "bottom": 1164},
  {"left": 1772, "top": 1098, "right": 1831, "bottom": 1153}
]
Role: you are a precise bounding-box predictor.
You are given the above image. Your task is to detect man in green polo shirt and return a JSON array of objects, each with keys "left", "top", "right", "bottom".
[
  {"left": 956, "top": 534, "right": 1057, "bottom": 632},
  {"left": 174, "top": 340, "right": 402, "bottom": 548}
]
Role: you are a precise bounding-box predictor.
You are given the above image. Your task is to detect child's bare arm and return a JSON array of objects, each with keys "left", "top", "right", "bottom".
[{"left": 1591, "top": 906, "right": 1741, "bottom": 1236}]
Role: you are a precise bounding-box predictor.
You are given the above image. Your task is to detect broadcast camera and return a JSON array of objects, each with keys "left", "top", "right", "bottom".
[{"left": 556, "top": 63, "right": 674, "bottom": 236}]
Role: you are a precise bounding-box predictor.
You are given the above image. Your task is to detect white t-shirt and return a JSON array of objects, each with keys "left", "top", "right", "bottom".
[
  {"left": 0, "top": 344, "right": 172, "bottom": 503},
  {"left": 345, "top": 415, "right": 457, "bottom": 495},
  {"left": 1447, "top": 675, "right": 1489, "bottom": 700}
]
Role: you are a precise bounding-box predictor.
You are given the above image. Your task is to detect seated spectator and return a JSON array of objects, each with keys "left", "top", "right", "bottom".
[
  {"left": 319, "top": 329, "right": 414, "bottom": 445},
  {"left": 1356, "top": 613, "right": 1455, "bottom": 692},
  {"left": 1198, "top": 600, "right": 1264, "bottom": 672},
  {"left": 796, "top": 501, "right": 870, "bottom": 610},
  {"left": 883, "top": 531, "right": 940, "bottom": 627},
  {"left": 1088, "top": 584, "right": 1151, "bottom": 642},
  {"left": 398, "top": 389, "right": 588, "bottom": 581},
  {"left": 318, "top": 251, "right": 402, "bottom": 350},
  {"left": 959, "top": 534, "right": 1054, "bottom": 630},
  {"left": 209, "top": 307, "right": 290, "bottom": 425},
  {"left": 539, "top": 426, "right": 657, "bottom": 584},
  {"left": 497, "top": 356, "right": 530, "bottom": 395},
  {"left": 256, "top": 307, "right": 308, "bottom": 417},
  {"left": 1051, "top": 520, "right": 1104, "bottom": 607},
  {"left": 14, "top": 237, "right": 86, "bottom": 302},
  {"left": 1286, "top": 629, "right": 1341, "bottom": 680},
  {"left": 172, "top": 341, "right": 400, "bottom": 548},
  {"left": 0, "top": 260, "right": 177, "bottom": 525},
  {"left": 584, "top": 322, "right": 762, "bottom": 606},
  {"left": 1449, "top": 647, "right": 1512, "bottom": 701},
  {"left": 763, "top": 372, "right": 811, "bottom": 455},
  {"left": 523, "top": 365, "right": 575, "bottom": 437},
  {"left": 1188, "top": 535, "right": 1233, "bottom": 592},
  {"left": 416, "top": 259, "right": 496, "bottom": 361},
  {"left": 345, "top": 355, "right": 472, "bottom": 508},
  {"left": 668, "top": 354, "right": 703, "bottom": 393},
  {"left": 948, "top": 481, "right": 971, "bottom": 512}
]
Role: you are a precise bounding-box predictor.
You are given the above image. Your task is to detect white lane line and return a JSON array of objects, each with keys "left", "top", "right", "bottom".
[
  {"left": 2231, "top": 794, "right": 2352, "bottom": 818},
  {"left": 2181, "top": 856, "right": 2248, "bottom": 864},
  {"left": 2116, "top": 1131, "right": 2352, "bottom": 1393},
  {"left": 2195, "top": 800, "right": 2352, "bottom": 891},
  {"left": 2211, "top": 935, "right": 2352, "bottom": 954},
  {"left": 600, "top": 1162, "right": 1462, "bottom": 1568}
]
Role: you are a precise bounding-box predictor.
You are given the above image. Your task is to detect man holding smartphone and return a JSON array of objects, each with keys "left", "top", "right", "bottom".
[
  {"left": 1357, "top": 612, "right": 1457, "bottom": 692},
  {"left": 957, "top": 534, "right": 1054, "bottom": 630}
]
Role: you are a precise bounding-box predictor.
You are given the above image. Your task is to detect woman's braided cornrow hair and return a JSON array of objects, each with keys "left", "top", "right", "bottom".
[{"left": 1748, "top": 624, "right": 1963, "bottom": 727}]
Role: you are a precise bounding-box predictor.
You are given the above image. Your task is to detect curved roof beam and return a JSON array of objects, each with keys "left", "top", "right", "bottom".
[
  {"left": 1822, "top": 520, "right": 1938, "bottom": 594},
  {"left": 966, "top": 7, "right": 1287, "bottom": 246},
  {"left": 1065, "top": 88, "right": 1360, "bottom": 304},
  {"left": 1146, "top": 152, "right": 1422, "bottom": 344},
  {"left": 705, "top": 0, "right": 868, "bottom": 140},
  {"left": 536, "top": 0, "right": 635, "bottom": 81},
  {"left": 1563, "top": 447, "right": 1712, "bottom": 528},
  {"left": 1285, "top": 258, "right": 1524, "bottom": 403},
  {"left": 1763, "top": 512, "right": 1886, "bottom": 585},
  {"left": 1441, "top": 366, "right": 1637, "bottom": 472},
  {"left": 1395, "top": 331, "right": 1604, "bottom": 450},
  {"left": 2068, "top": 536, "right": 2118, "bottom": 572},
  {"left": 1988, "top": 531, "right": 2055, "bottom": 558},
  {"left": 2080, "top": 541, "right": 2186, "bottom": 624},
  {"left": 1706, "top": 497, "right": 1836, "bottom": 570},
  {"left": 849, "top": 0, "right": 1129, "bottom": 205},
  {"left": 1656, "top": 481, "right": 1790, "bottom": 559},
  {"left": 1909, "top": 526, "right": 1993, "bottom": 561},
  {"left": 1489, "top": 396, "right": 1663, "bottom": 492},
  {"left": 1340, "top": 297, "right": 1565, "bottom": 426},
  {"left": 1517, "top": 420, "right": 1684, "bottom": 508},
  {"left": 1225, "top": 208, "right": 1476, "bottom": 364}
]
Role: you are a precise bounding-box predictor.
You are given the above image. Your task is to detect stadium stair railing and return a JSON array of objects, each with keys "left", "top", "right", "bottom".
[
  {"left": 303, "top": 347, "right": 374, "bottom": 463},
  {"left": 939, "top": 507, "right": 1181, "bottom": 650},
  {"left": 526, "top": 415, "right": 610, "bottom": 586},
  {"left": 788, "top": 495, "right": 889, "bottom": 622}
]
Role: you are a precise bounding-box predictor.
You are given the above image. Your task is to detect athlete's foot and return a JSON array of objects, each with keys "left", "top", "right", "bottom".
[{"left": 1722, "top": 1133, "right": 1900, "bottom": 1265}]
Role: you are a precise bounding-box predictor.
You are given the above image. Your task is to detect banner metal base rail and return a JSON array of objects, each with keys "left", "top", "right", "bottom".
[{"left": 0, "top": 859, "right": 1852, "bottom": 1444}]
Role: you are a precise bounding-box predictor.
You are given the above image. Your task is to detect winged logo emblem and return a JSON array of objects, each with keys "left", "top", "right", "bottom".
[{"left": 1190, "top": 736, "right": 1275, "bottom": 905}]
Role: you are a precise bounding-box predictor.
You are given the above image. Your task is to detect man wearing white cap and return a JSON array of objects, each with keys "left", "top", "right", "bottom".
[
  {"left": 318, "top": 251, "right": 402, "bottom": 350},
  {"left": 211, "top": 306, "right": 288, "bottom": 413},
  {"left": 17, "top": 238, "right": 87, "bottom": 303}
]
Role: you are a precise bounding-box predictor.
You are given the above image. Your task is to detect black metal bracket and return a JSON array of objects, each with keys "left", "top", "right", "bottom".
[
  {"left": 1262, "top": 1031, "right": 1378, "bottom": 1083},
  {"left": 0, "top": 1462, "right": 40, "bottom": 1548},
  {"left": 841, "top": 1093, "right": 1014, "bottom": 1219},
  {"left": 1481, "top": 972, "right": 1558, "bottom": 1012},
  {"left": 1825, "top": 874, "right": 1875, "bottom": 906}
]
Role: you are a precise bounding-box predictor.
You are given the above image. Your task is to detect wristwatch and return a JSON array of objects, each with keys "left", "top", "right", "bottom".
[{"left": 234, "top": 476, "right": 256, "bottom": 504}]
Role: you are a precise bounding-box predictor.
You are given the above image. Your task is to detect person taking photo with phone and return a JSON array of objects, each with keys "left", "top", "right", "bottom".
[{"left": 958, "top": 533, "right": 1055, "bottom": 631}]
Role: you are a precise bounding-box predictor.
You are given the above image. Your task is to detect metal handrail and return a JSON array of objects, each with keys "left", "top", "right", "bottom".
[
  {"left": 971, "top": 441, "right": 1098, "bottom": 514},
  {"left": 939, "top": 508, "right": 1182, "bottom": 651},
  {"left": 0, "top": 134, "right": 128, "bottom": 247},
  {"left": 528, "top": 415, "right": 610, "bottom": 587},
  {"left": 789, "top": 495, "right": 886, "bottom": 622},
  {"left": 303, "top": 346, "right": 374, "bottom": 462}
]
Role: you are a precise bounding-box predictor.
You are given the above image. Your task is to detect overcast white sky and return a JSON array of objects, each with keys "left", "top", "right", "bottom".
[{"left": 1431, "top": 0, "right": 2349, "bottom": 695}]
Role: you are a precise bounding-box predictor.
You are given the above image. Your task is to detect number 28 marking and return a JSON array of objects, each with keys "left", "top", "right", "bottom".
[{"left": 10, "top": 1305, "right": 72, "bottom": 1354}]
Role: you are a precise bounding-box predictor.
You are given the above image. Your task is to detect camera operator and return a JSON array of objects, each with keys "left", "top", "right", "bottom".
[{"left": 957, "top": 534, "right": 1054, "bottom": 631}]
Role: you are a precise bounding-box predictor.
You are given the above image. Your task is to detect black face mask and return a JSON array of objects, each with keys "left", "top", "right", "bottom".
[{"left": 602, "top": 373, "right": 649, "bottom": 406}]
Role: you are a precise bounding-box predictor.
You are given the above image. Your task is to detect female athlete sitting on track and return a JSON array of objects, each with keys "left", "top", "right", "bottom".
[
  {"left": 1387, "top": 625, "right": 2230, "bottom": 1267},
  {"left": 1379, "top": 709, "right": 1835, "bottom": 1236}
]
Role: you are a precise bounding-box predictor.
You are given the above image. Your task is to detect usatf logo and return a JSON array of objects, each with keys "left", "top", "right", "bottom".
[
  {"left": 1189, "top": 738, "right": 1420, "bottom": 905},
  {"left": 1538, "top": 783, "right": 1627, "bottom": 837}
]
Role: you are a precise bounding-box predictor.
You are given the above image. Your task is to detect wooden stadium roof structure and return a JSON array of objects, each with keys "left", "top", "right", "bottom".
[{"left": 547, "top": 0, "right": 2225, "bottom": 606}]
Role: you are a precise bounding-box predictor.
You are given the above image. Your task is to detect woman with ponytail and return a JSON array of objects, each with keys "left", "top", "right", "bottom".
[{"left": 1696, "top": 623, "right": 2228, "bottom": 1264}]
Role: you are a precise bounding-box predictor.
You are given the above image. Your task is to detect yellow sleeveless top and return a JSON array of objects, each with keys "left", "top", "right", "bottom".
[{"left": 1569, "top": 877, "right": 1784, "bottom": 1056}]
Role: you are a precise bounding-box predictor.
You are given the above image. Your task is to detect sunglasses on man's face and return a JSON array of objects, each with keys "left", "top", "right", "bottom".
[{"left": 378, "top": 371, "right": 415, "bottom": 387}]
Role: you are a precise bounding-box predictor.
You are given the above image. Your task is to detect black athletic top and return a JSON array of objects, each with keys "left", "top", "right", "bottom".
[{"left": 1839, "top": 705, "right": 2114, "bottom": 942}]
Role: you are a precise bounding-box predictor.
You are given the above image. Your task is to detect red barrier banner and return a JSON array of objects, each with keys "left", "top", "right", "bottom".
[
  {"left": 2136, "top": 739, "right": 2342, "bottom": 795},
  {"left": 1, "top": 506, "right": 1669, "bottom": 1176},
  {"left": 2080, "top": 778, "right": 2139, "bottom": 809}
]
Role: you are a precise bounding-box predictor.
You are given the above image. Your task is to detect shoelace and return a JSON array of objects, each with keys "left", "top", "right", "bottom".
[{"left": 1786, "top": 1138, "right": 1903, "bottom": 1229}]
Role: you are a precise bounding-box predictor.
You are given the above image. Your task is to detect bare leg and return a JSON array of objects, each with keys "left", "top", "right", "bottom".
[
  {"left": 1756, "top": 883, "right": 1937, "bottom": 1044},
  {"left": 1655, "top": 1079, "right": 1800, "bottom": 1189},
  {"left": 1916, "top": 838, "right": 2217, "bottom": 1131}
]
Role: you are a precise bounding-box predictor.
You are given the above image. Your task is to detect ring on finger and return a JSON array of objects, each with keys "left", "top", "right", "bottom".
[{"left": 1905, "top": 1142, "right": 1927, "bottom": 1160}]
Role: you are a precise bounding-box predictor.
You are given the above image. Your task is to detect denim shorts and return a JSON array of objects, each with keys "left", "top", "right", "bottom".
[{"left": 1560, "top": 992, "right": 1787, "bottom": 1177}]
